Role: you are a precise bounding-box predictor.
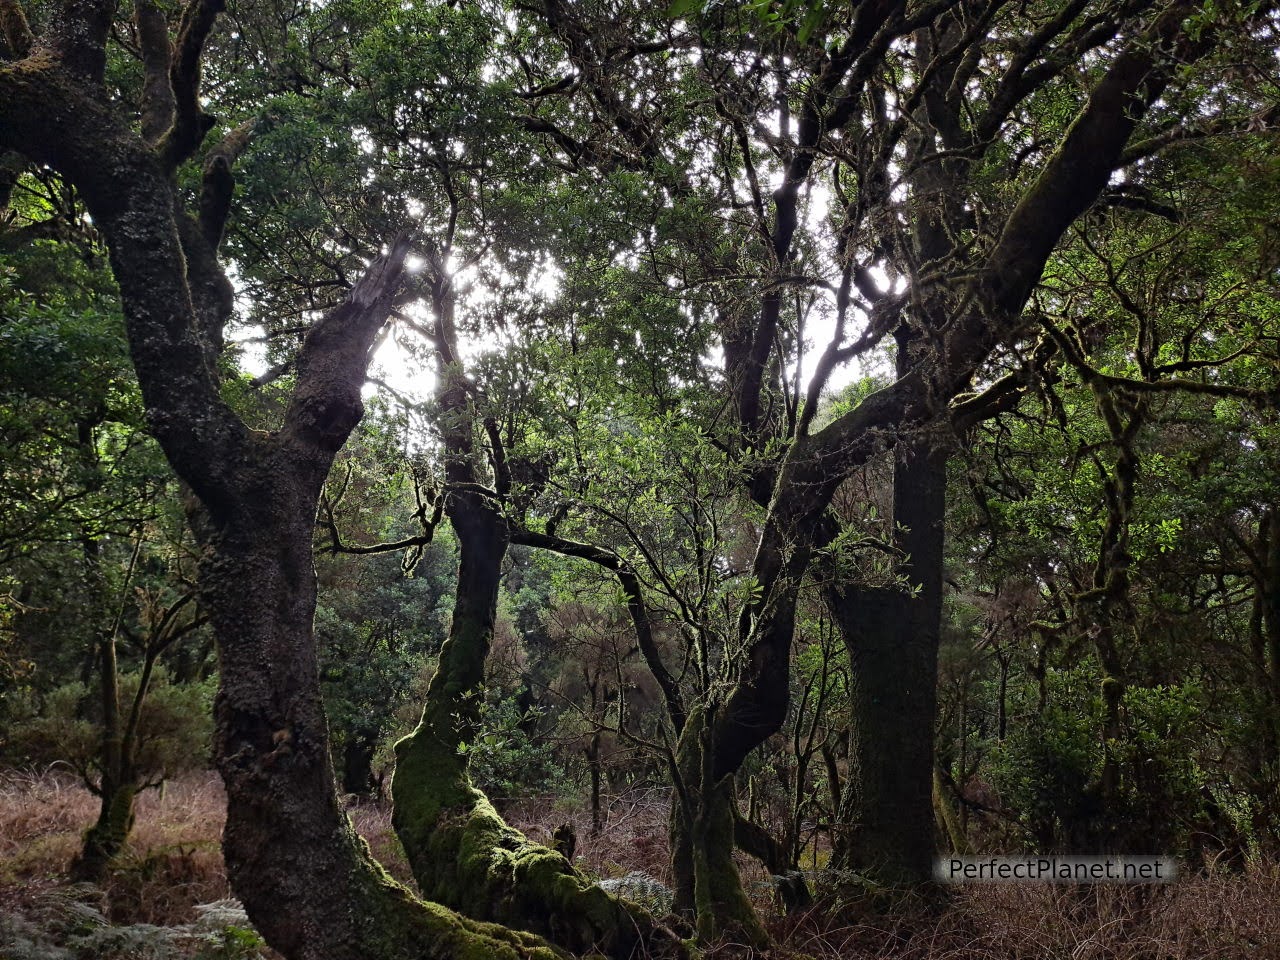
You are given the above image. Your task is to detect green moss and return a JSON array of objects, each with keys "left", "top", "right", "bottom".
[
  {"left": 345, "top": 814, "right": 567, "bottom": 960},
  {"left": 673, "top": 709, "right": 769, "bottom": 950},
  {"left": 392, "top": 706, "right": 686, "bottom": 958},
  {"left": 390, "top": 588, "right": 685, "bottom": 957},
  {"left": 75, "top": 782, "right": 139, "bottom": 879}
]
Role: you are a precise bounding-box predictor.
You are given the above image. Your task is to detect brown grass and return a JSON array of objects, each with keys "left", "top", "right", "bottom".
[
  {"left": 0, "top": 768, "right": 411, "bottom": 927},
  {"left": 500, "top": 786, "right": 677, "bottom": 883},
  {"left": 5, "top": 769, "right": 1280, "bottom": 959},
  {"left": 764, "top": 872, "right": 1280, "bottom": 960}
]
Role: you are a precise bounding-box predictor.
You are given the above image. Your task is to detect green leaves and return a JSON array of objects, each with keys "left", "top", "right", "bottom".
[
  {"left": 666, "top": 0, "right": 702, "bottom": 18},
  {"left": 666, "top": 0, "right": 829, "bottom": 44}
]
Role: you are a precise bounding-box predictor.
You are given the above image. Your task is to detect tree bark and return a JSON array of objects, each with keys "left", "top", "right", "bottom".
[
  {"left": 0, "top": 31, "right": 569, "bottom": 957},
  {"left": 196, "top": 451, "right": 561, "bottom": 960},
  {"left": 389, "top": 295, "right": 686, "bottom": 958},
  {"left": 668, "top": 707, "right": 769, "bottom": 949},
  {"left": 827, "top": 433, "right": 947, "bottom": 885},
  {"left": 73, "top": 532, "right": 135, "bottom": 882}
]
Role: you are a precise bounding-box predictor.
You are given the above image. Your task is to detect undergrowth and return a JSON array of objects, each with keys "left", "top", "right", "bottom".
[{"left": 3, "top": 769, "right": 1279, "bottom": 959}]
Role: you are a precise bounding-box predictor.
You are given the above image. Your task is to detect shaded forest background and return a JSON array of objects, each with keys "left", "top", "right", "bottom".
[{"left": 3, "top": 0, "right": 1280, "bottom": 957}]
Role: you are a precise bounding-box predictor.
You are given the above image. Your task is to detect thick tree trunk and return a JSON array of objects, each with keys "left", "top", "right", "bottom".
[
  {"left": 669, "top": 798, "right": 697, "bottom": 919},
  {"left": 197, "top": 460, "right": 561, "bottom": 960},
  {"left": 393, "top": 490, "right": 684, "bottom": 959},
  {"left": 828, "top": 435, "right": 946, "bottom": 885},
  {"left": 1250, "top": 508, "right": 1280, "bottom": 852}
]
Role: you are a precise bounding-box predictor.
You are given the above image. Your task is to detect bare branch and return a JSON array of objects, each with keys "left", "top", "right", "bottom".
[
  {"left": 1120, "top": 104, "right": 1280, "bottom": 165},
  {"left": 511, "top": 526, "right": 687, "bottom": 733}
]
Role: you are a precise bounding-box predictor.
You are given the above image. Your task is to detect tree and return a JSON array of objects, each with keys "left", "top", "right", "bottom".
[
  {"left": 0, "top": 172, "right": 218, "bottom": 878},
  {"left": 949, "top": 126, "right": 1280, "bottom": 856},
  {"left": 0, "top": 3, "right": 562, "bottom": 957},
  {"left": 513, "top": 0, "right": 1280, "bottom": 911},
  {"left": 5, "top": 0, "right": 1280, "bottom": 956}
]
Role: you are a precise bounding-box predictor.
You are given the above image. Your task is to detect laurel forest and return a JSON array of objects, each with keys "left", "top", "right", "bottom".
[{"left": 3, "top": 1, "right": 1280, "bottom": 958}]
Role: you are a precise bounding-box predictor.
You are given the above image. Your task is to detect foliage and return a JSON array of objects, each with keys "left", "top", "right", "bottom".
[
  {"left": 5, "top": 0, "right": 1280, "bottom": 953},
  {"left": 1, "top": 672, "right": 215, "bottom": 786},
  {"left": 458, "top": 691, "right": 565, "bottom": 801}
]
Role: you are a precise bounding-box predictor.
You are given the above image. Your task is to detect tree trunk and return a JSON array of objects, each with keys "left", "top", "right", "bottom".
[
  {"left": 392, "top": 489, "right": 684, "bottom": 959},
  {"left": 75, "top": 781, "right": 138, "bottom": 881},
  {"left": 828, "top": 435, "right": 946, "bottom": 886},
  {"left": 72, "top": 523, "right": 150, "bottom": 881},
  {"left": 587, "top": 732, "right": 603, "bottom": 836},
  {"left": 667, "top": 707, "right": 769, "bottom": 949},
  {"left": 197, "top": 454, "right": 562, "bottom": 960}
]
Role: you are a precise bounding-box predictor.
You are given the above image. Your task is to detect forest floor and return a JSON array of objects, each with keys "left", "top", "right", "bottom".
[{"left": 2, "top": 768, "right": 1278, "bottom": 959}]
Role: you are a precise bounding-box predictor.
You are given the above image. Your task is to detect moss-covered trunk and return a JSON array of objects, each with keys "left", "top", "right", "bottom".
[
  {"left": 668, "top": 708, "right": 768, "bottom": 949},
  {"left": 76, "top": 781, "right": 137, "bottom": 881},
  {"left": 392, "top": 486, "right": 684, "bottom": 958},
  {"left": 195, "top": 445, "right": 564, "bottom": 960},
  {"left": 390, "top": 284, "right": 684, "bottom": 958}
]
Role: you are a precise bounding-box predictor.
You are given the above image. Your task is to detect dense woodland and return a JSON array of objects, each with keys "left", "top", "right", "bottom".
[{"left": 2, "top": 0, "right": 1280, "bottom": 958}]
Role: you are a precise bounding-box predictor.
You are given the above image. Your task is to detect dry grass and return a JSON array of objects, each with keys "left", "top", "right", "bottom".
[
  {"left": 0, "top": 768, "right": 231, "bottom": 926},
  {"left": 501, "top": 786, "right": 677, "bottom": 883},
  {"left": 766, "top": 872, "right": 1280, "bottom": 960},
  {"left": 5, "top": 768, "right": 1280, "bottom": 958},
  {"left": 0, "top": 768, "right": 410, "bottom": 927},
  {"left": 346, "top": 796, "right": 415, "bottom": 887}
]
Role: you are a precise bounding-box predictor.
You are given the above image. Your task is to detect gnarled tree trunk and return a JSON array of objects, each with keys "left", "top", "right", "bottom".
[
  {"left": 390, "top": 291, "right": 684, "bottom": 959},
  {"left": 390, "top": 480, "right": 682, "bottom": 960},
  {"left": 198, "top": 455, "right": 561, "bottom": 960},
  {"left": 0, "top": 12, "right": 563, "bottom": 957}
]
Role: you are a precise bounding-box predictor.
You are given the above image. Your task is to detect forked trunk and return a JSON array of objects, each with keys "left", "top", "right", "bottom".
[
  {"left": 392, "top": 490, "right": 684, "bottom": 959},
  {"left": 668, "top": 707, "right": 768, "bottom": 949},
  {"left": 197, "top": 455, "right": 561, "bottom": 960}
]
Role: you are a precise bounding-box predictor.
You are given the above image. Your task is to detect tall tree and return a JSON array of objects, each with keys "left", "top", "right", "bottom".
[
  {"left": 0, "top": 3, "right": 561, "bottom": 957},
  {"left": 517, "top": 0, "right": 1280, "bottom": 921}
]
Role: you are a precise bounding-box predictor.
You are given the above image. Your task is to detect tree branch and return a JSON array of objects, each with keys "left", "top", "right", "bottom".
[
  {"left": 709, "top": 0, "right": 1224, "bottom": 782},
  {"left": 135, "top": 0, "right": 175, "bottom": 144},
  {"left": 50, "top": 0, "right": 119, "bottom": 81},
  {"left": 281, "top": 234, "right": 413, "bottom": 464},
  {"left": 199, "top": 119, "right": 255, "bottom": 252},
  {"left": 159, "top": 0, "right": 225, "bottom": 169},
  {"left": 510, "top": 526, "right": 687, "bottom": 733}
]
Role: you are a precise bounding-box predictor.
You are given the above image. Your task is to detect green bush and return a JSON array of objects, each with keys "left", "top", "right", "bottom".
[
  {"left": 459, "top": 690, "right": 567, "bottom": 800},
  {"left": 1, "top": 671, "right": 214, "bottom": 780}
]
